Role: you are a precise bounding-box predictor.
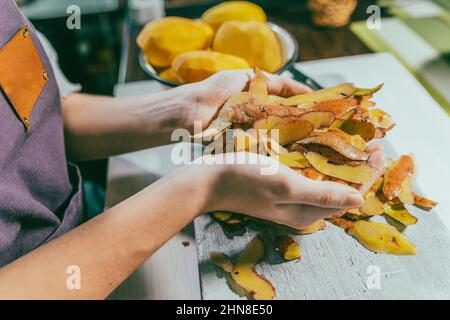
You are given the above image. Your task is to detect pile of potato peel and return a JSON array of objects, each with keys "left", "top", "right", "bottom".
[{"left": 200, "top": 70, "right": 438, "bottom": 300}]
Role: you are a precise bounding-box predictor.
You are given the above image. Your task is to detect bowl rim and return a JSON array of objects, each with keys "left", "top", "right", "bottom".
[{"left": 138, "top": 21, "right": 299, "bottom": 87}]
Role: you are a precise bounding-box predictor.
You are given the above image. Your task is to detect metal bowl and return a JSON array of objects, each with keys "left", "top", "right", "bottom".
[{"left": 139, "top": 22, "right": 299, "bottom": 87}]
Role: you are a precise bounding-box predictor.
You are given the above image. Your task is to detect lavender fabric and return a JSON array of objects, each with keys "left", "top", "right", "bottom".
[{"left": 0, "top": 1, "right": 84, "bottom": 266}]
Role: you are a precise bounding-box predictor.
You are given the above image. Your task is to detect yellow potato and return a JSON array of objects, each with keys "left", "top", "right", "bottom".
[
  {"left": 202, "top": 1, "right": 267, "bottom": 31},
  {"left": 159, "top": 68, "right": 180, "bottom": 83},
  {"left": 172, "top": 50, "right": 250, "bottom": 84},
  {"left": 213, "top": 21, "right": 282, "bottom": 72},
  {"left": 137, "top": 17, "right": 214, "bottom": 68}
]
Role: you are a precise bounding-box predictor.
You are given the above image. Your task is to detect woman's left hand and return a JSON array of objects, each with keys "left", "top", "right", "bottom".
[{"left": 179, "top": 69, "right": 313, "bottom": 130}]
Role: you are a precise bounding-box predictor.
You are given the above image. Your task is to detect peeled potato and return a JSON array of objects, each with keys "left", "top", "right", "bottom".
[
  {"left": 137, "top": 17, "right": 213, "bottom": 68},
  {"left": 213, "top": 21, "right": 282, "bottom": 72},
  {"left": 201, "top": 1, "right": 267, "bottom": 31},
  {"left": 172, "top": 50, "right": 250, "bottom": 84},
  {"left": 159, "top": 68, "right": 180, "bottom": 83}
]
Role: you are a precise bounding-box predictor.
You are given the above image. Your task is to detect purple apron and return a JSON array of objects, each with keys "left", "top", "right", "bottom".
[{"left": 0, "top": 1, "right": 84, "bottom": 266}]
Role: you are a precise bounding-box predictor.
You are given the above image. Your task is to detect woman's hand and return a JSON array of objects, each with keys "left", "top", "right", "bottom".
[
  {"left": 187, "top": 143, "right": 385, "bottom": 229},
  {"left": 179, "top": 69, "right": 312, "bottom": 130}
]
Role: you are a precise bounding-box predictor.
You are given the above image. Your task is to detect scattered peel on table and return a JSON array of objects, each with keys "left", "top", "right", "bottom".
[
  {"left": 274, "top": 236, "right": 301, "bottom": 261},
  {"left": 347, "top": 220, "right": 416, "bottom": 255},
  {"left": 210, "top": 252, "right": 234, "bottom": 273},
  {"left": 230, "top": 235, "right": 276, "bottom": 300},
  {"left": 412, "top": 193, "right": 438, "bottom": 212}
]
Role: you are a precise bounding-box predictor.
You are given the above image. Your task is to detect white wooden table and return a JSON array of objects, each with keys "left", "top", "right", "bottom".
[{"left": 107, "top": 53, "right": 450, "bottom": 300}]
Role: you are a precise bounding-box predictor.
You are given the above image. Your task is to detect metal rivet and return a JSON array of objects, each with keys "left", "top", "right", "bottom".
[
  {"left": 22, "top": 27, "right": 29, "bottom": 39},
  {"left": 23, "top": 117, "right": 30, "bottom": 128},
  {"left": 43, "top": 71, "right": 49, "bottom": 80}
]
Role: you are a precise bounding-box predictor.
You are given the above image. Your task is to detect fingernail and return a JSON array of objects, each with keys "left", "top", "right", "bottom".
[{"left": 346, "top": 193, "right": 364, "bottom": 207}]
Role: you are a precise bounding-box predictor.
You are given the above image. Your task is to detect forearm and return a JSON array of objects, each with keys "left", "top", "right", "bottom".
[
  {"left": 0, "top": 167, "right": 211, "bottom": 299},
  {"left": 62, "top": 85, "right": 197, "bottom": 161}
]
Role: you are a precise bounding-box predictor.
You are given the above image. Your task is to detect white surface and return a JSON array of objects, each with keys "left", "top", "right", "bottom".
[
  {"left": 393, "top": 0, "right": 444, "bottom": 18},
  {"left": 129, "top": 0, "right": 165, "bottom": 25},
  {"left": 372, "top": 18, "right": 450, "bottom": 106},
  {"left": 107, "top": 53, "right": 450, "bottom": 299}
]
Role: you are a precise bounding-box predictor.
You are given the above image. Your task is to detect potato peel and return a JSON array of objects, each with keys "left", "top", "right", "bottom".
[
  {"left": 294, "top": 219, "right": 327, "bottom": 234},
  {"left": 231, "top": 235, "right": 275, "bottom": 300},
  {"left": 298, "top": 131, "right": 369, "bottom": 161},
  {"left": 413, "top": 193, "right": 438, "bottom": 212},
  {"left": 210, "top": 252, "right": 234, "bottom": 273},
  {"left": 305, "top": 152, "right": 374, "bottom": 184},
  {"left": 347, "top": 220, "right": 416, "bottom": 255},
  {"left": 275, "top": 236, "right": 301, "bottom": 261},
  {"left": 280, "top": 83, "right": 355, "bottom": 106},
  {"left": 383, "top": 155, "right": 415, "bottom": 200},
  {"left": 383, "top": 203, "right": 418, "bottom": 226}
]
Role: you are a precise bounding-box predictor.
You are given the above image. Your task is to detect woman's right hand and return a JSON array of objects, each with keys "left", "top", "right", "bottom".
[{"left": 188, "top": 143, "right": 385, "bottom": 229}]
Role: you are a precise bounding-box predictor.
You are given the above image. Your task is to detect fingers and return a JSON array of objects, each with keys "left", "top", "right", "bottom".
[
  {"left": 357, "top": 143, "right": 386, "bottom": 194},
  {"left": 273, "top": 204, "right": 341, "bottom": 229},
  {"left": 281, "top": 175, "right": 363, "bottom": 209},
  {"left": 367, "top": 143, "right": 385, "bottom": 173},
  {"left": 204, "top": 70, "right": 312, "bottom": 99},
  {"left": 265, "top": 73, "right": 313, "bottom": 97}
]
